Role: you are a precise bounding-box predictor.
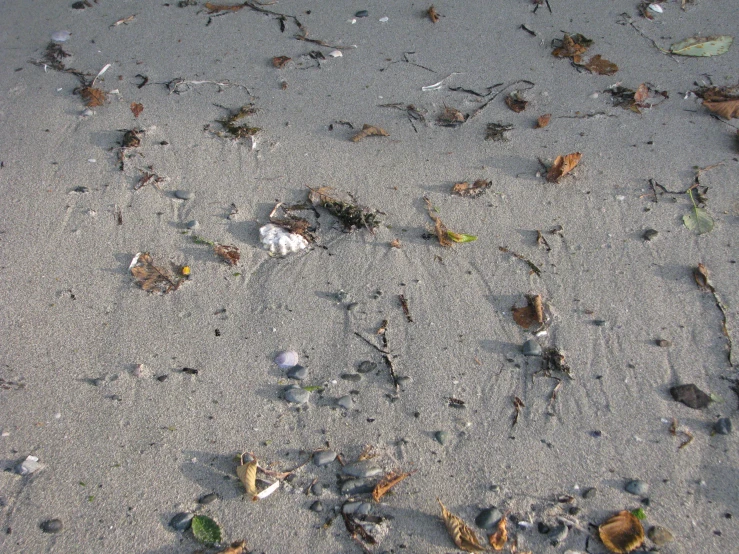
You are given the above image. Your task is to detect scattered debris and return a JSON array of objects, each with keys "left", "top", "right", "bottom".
[
  {"left": 451, "top": 179, "right": 491, "bottom": 198},
  {"left": 606, "top": 83, "right": 668, "bottom": 113},
  {"left": 130, "top": 102, "right": 144, "bottom": 118},
  {"left": 599, "top": 511, "right": 644, "bottom": 553},
  {"left": 213, "top": 104, "right": 260, "bottom": 139},
  {"left": 398, "top": 294, "right": 413, "bottom": 322},
  {"left": 485, "top": 122, "right": 513, "bottom": 141},
  {"left": 129, "top": 253, "right": 181, "bottom": 294},
  {"left": 669, "top": 417, "right": 694, "bottom": 450},
  {"left": 498, "top": 247, "right": 542, "bottom": 276},
  {"left": 217, "top": 542, "right": 248, "bottom": 554},
  {"left": 545, "top": 152, "right": 582, "bottom": 183},
  {"left": 272, "top": 55, "right": 291, "bottom": 68},
  {"left": 692, "top": 263, "right": 733, "bottom": 365},
  {"left": 214, "top": 244, "right": 240, "bottom": 266},
  {"left": 438, "top": 499, "right": 486, "bottom": 552},
  {"left": 110, "top": 14, "right": 136, "bottom": 28},
  {"left": 582, "top": 54, "right": 619, "bottom": 75},
  {"left": 351, "top": 124, "right": 389, "bottom": 142},
  {"left": 308, "top": 186, "right": 380, "bottom": 232},
  {"left": 552, "top": 33, "right": 593, "bottom": 63},
  {"left": 488, "top": 514, "right": 508, "bottom": 550},
  {"left": 512, "top": 396, "right": 525, "bottom": 427},
  {"left": 504, "top": 91, "right": 528, "bottom": 112},
  {"left": 437, "top": 106, "right": 467, "bottom": 127},
  {"left": 423, "top": 197, "right": 477, "bottom": 246}
]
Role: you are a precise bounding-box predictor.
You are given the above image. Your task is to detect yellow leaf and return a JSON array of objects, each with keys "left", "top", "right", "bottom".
[
  {"left": 546, "top": 152, "right": 582, "bottom": 183},
  {"left": 703, "top": 99, "right": 739, "bottom": 119},
  {"left": 372, "top": 471, "right": 413, "bottom": 502},
  {"left": 236, "top": 461, "right": 258, "bottom": 496},
  {"left": 438, "top": 498, "right": 487, "bottom": 552},
  {"left": 488, "top": 514, "right": 508, "bottom": 550}
]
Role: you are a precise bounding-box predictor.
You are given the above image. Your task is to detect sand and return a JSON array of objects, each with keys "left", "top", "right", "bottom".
[{"left": 0, "top": 1, "right": 737, "bottom": 552}]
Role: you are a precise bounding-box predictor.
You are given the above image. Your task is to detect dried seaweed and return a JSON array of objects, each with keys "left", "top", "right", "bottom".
[
  {"left": 372, "top": 471, "right": 414, "bottom": 502},
  {"left": 268, "top": 202, "right": 317, "bottom": 243},
  {"left": 215, "top": 104, "right": 261, "bottom": 139},
  {"left": 485, "top": 122, "right": 513, "bottom": 141},
  {"left": 307, "top": 186, "right": 380, "bottom": 232},
  {"left": 498, "top": 246, "right": 542, "bottom": 276}
]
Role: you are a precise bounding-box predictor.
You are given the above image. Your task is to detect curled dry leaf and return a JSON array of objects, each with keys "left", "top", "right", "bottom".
[
  {"left": 236, "top": 460, "right": 258, "bottom": 497},
  {"left": 488, "top": 514, "right": 508, "bottom": 550},
  {"left": 485, "top": 122, "right": 513, "bottom": 141},
  {"left": 552, "top": 33, "right": 592, "bottom": 62},
  {"left": 693, "top": 263, "right": 713, "bottom": 292},
  {"left": 130, "top": 102, "right": 144, "bottom": 118},
  {"left": 438, "top": 106, "right": 466, "bottom": 127},
  {"left": 438, "top": 499, "right": 487, "bottom": 553},
  {"left": 351, "top": 124, "right": 389, "bottom": 142},
  {"left": 372, "top": 470, "right": 414, "bottom": 502},
  {"left": 451, "top": 179, "right": 491, "bottom": 198},
  {"left": 424, "top": 197, "right": 451, "bottom": 247},
  {"left": 582, "top": 54, "right": 618, "bottom": 75},
  {"left": 535, "top": 114, "right": 551, "bottom": 128},
  {"left": 599, "top": 511, "right": 644, "bottom": 553},
  {"left": 218, "top": 541, "right": 248, "bottom": 554},
  {"left": 129, "top": 252, "right": 181, "bottom": 294},
  {"left": 504, "top": 92, "right": 528, "bottom": 113},
  {"left": 546, "top": 152, "right": 582, "bottom": 183},
  {"left": 427, "top": 5, "right": 440, "bottom": 23},
  {"left": 703, "top": 99, "right": 739, "bottom": 119},
  {"left": 390, "top": 238, "right": 402, "bottom": 248},
  {"left": 512, "top": 294, "right": 544, "bottom": 329},
  {"left": 214, "top": 244, "right": 240, "bottom": 266},
  {"left": 272, "top": 56, "right": 291, "bottom": 68}
]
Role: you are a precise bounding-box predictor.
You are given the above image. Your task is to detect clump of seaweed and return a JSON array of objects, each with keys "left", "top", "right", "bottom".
[
  {"left": 307, "top": 186, "right": 380, "bottom": 232},
  {"left": 214, "top": 104, "right": 261, "bottom": 139}
]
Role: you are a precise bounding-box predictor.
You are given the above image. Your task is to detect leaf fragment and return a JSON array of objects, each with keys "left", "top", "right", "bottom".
[
  {"left": 485, "top": 122, "right": 513, "bottom": 141},
  {"left": 504, "top": 92, "right": 528, "bottom": 113},
  {"left": 129, "top": 252, "right": 181, "bottom": 294},
  {"left": 372, "top": 471, "right": 413, "bottom": 502},
  {"left": 447, "top": 231, "right": 477, "bottom": 243},
  {"left": 205, "top": 2, "right": 245, "bottom": 13},
  {"left": 669, "top": 35, "right": 733, "bottom": 57},
  {"left": 214, "top": 244, "right": 240, "bottom": 266},
  {"left": 535, "top": 114, "right": 551, "bottom": 128},
  {"left": 438, "top": 499, "right": 487, "bottom": 552},
  {"left": 351, "top": 124, "right": 389, "bottom": 142},
  {"left": 599, "top": 511, "right": 644, "bottom": 553},
  {"left": 80, "top": 86, "right": 107, "bottom": 107},
  {"left": 488, "top": 514, "right": 508, "bottom": 550},
  {"left": 218, "top": 541, "right": 248, "bottom": 554},
  {"left": 438, "top": 106, "right": 467, "bottom": 127},
  {"left": 552, "top": 33, "right": 592, "bottom": 62},
  {"left": 451, "top": 179, "right": 492, "bottom": 198},
  {"left": 512, "top": 294, "right": 544, "bottom": 329},
  {"left": 703, "top": 99, "right": 739, "bottom": 119},
  {"left": 130, "top": 102, "right": 144, "bottom": 118},
  {"left": 693, "top": 263, "right": 713, "bottom": 292},
  {"left": 427, "top": 6, "right": 440, "bottom": 23},
  {"left": 236, "top": 460, "right": 258, "bottom": 496},
  {"left": 272, "top": 56, "right": 291, "bottom": 68},
  {"left": 582, "top": 54, "right": 619, "bottom": 75},
  {"left": 683, "top": 207, "right": 714, "bottom": 234},
  {"left": 546, "top": 152, "right": 582, "bottom": 183},
  {"left": 191, "top": 515, "right": 223, "bottom": 546}
]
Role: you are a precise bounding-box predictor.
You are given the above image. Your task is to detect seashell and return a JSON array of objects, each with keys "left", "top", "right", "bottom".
[
  {"left": 51, "top": 30, "right": 71, "bottom": 42},
  {"left": 274, "top": 350, "right": 299, "bottom": 368},
  {"left": 259, "top": 224, "right": 308, "bottom": 257},
  {"left": 647, "top": 3, "right": 663, "bottom": 15},
  {"left": 328, "top": 50, "right": 343, "bottom": 58},
  {"left": 599, "top": 511, "right": 644, "bottom": 553}
]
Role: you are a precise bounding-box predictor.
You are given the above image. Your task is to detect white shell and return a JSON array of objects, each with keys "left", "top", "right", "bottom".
[
  {"left": 51, "top": 30, "right": 71, "bottom": 42},
  {"left": 647, "top": 3, "right": 663, "bottom": 14},
  {"left": 275, "top": 350, "right": 299, "bottom": 368},
  {"left": 328, "top": 50, "right": 343, "bottom": 58},
  {"left": 259, "top": 224, "right": 308, "bottom": 257}
]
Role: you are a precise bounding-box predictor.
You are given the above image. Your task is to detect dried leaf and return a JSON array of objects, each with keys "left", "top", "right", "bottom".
[
  {"left": 236, "top": 460, "right": 258, "bottom": 496},
  {"left": 670, "top": 383, "right": 711, "bottom": 409},
  {"left": 505, "top": 93, "right": 528, "bottom": 113},
  {"left": 633, "top": 83, "right": 649, "bottom": 103},
  {"left": 390, "top": 238, "right": 402, "bottom": 248},
  {"left": 438, "top": 499, "right": 487, "bottom": 552},
  {"left": 424, "top": 197, "right": 451, "bottom": 247},
  {"left": 438, "top": 106, "right": 466, "bottom": 127},
  {"left": 488, "top": 514, "right": 508, "bottom": 550},
  {"left": 447, "top": 231, "right": 477, "bottom": 243},
  {"left": 546, "top": 152, "right": 582, "bottom": 183},
  {"left": 272, "top": 56, "right": 291, "bottom": 68},
  {"left": 372, "top": 471, "right": 413, "bottom": 502},
  {"left": 129, "top": 252, "right": 181, "bottom": 294},
  {"left": 214, "top": 244, "right": 240, "bottom": 266},
  {"left": 427, "top": 6, "right": 440, "bottom": 23},
  {"left": 703, "top": 99, "right": 739, "bottom": 119},
  {"left": 535, "top": 114, "right": 551, "bottom": 128},
  {"left": 130, "top": 102, "right": 144, "bottom": 118},
  {"left": 552, "top": 33, "right": 592, "bottom": 61},
  {"left": 599, "top": 511, "right": 644, "bottom": 553},
  {"left": 218, "top": 541, "right": 248, "bottom": 554},
  {"left": 485, "top": 122, "right": 513, "bottom": 141},
  {"left": 669, "top": 35, "right": 733, "bottom": 57},
  {"left": 205, "top": 2, "right": 245, "bottom": 13},
  {"left": 80, "top": 86, "right": 107, "bottom": 107},
  {"left": 351, "top": 124, "right": 389, "bottom": 142},
  {"left": 452, "top": 179, "right": 491, "bottom": 198},
  {"left": 693, "top": 263, "right": 713, "bottom": 292},
  {"left": 582, "top": 54, "right": 619, "bottom": 75},
  {"left": 512, "top": 294, "right": 544, "bottom": 329}
]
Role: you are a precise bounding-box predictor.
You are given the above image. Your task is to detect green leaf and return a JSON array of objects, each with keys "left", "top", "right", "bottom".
[
  {"left": 191, "top": 515, "right": 222, "bottom": 545},
  {"left": 302, "top": 385, "right": 323, "bottom": 392},
  {"left": 192, "top": 234, "right": 215, "bottom": 246},
  {"left": 683, "top": 207, "right": 714, "bottom": 234},
  {"left": 631, "top": 507, "right": 647, "bottom": 520},
  {"left": 670, "top": 35, "right": 733, "bottom": 57},
  {"left": 446, "top": 231, "right": 477, "bottom": 243}
]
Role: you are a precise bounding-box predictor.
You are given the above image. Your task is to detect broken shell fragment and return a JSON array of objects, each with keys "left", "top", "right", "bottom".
[
  {"left": 259, "top": 224, "right": 308, "bottom": 257},
  {"left": 275, "top": 350, "right": 299, "bottom": 369}
]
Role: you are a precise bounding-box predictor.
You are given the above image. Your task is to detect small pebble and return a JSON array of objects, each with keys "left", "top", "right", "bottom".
[
  {"left": 337, "top": 395, "right": 354, "bottom": 409},
  {"left": 342, "top": 460, "right": 383, "bottom": 478},
  {"left": 343, "top": 501, "right": 363, "bottom": 514},
  {"left": 435, "top": 430, "right": 449, "bottom": 445},
  {"left": 174, "top": 190, "right": 194, "bottom": 200},
  {"left": 475, "top": 507, "right": 502, "bottom": 530},
  {"left": 655, "top": 339, "right": 671, "bottom": 347},
  {"left": 284, "top": 386, "right": 310, "bottom": 404},
  {"left": 81, "top": 108, "right": 94, "bottom": 117},
  {"left": 648, "top": 525, "right": 674, "bottom": 546},
  {"left": 714, "top": 417, "right": 732, "bottom": 435},
  {"left": 341, "top": 373, "right": 361, "bottom": 382},
  {"left": 310, "top": 500, "right": 324, "bottom": 512},
  {"left": 198, "top": 493, "right": 218, "bottom": 505},
  {"left": 582, "top": 487, "right": 597, "bottom": 499},
  {"left": 549, "top": 523, "right": 568, "bottom": 544},
  {"left": 40, "top": 519, "right": 63, "bottom": 533},
  {"left": 341, "top": 478, "right": 375, "bottom": 495},
  {"left": 397, "top": 375, "right": 412, "bottom": 386},
  {"left": 625, "top": 479, "right": 649, "bottom": 496},
  {"left": 355, "top": 10, "right": 369, "bottom": 17},
  {"left": 569, "top": 506, "right": 581, "bottom": 515},
  {"left": 185, "top": 220, "right": 200, "bottom": 230},
  {"left": 643, "top": 229, "right": 659, "bottom": 241},
  {"left": 311, "top": 483, "right": 323, "bottom": 496},
  {"left": 169, "top": 512, "right": 193, "bottom": 531},
  {"left": 593, "top": 319, "right": 607, "bottom": 326},
  {"left": 357, "top": 361, "right": 377, "bottom": 374},
  {"left": 538, "top": 522, "right": 551, "bottom": 534},
  {"left": 313, "top": 450, "right": 337, "bottom": 466},
  {"left": 71, "top": 186, "right": 89, "bottom": 194},
  {"left": 356, "top": 503, "right": 372, "bottom": 516},
  {"left": 522, "top": 339, "right": 542, "bottom": 357},
  {"left": 287, "top": 365, "right": 307, "bottom": 380}
]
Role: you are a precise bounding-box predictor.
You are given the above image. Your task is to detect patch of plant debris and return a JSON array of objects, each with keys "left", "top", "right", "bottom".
[
  {"left": 551, "top": 33, "right": 593, "bottom": 62},
  {"left": 605, "top": 83, "right": 668, "bottom": 113},
  {"left": 213, "top": 104, "right": 260, "bottom": 139},
  {"left": 485, "top": 122, "right": 513, "bottom": 141},
  {"left": 129, "top": 252, "right": 182, "bottom": 294},
  {"left": 268, "top": 202, "right": 318, "bottom": 243},
  {"left": 308, "top": 186, "right": 381, "bottom": 232},
  {"left": 423, "top": 197, "right": 477, "bottom": 246},
  {"left": 545, "top": 152, "right": 582, "bottom": 183},
  {"left": 351, "top": 124, "right": 389, "bottom": 142},
  {"left": 437, "top": 106, "right": 467, "bottom": 127},
  {"left": 451, "top": 179, "right": 491, "bottom": 198},
  {"left": 504, "top": 91, "right": 528, "bottom": 112}
]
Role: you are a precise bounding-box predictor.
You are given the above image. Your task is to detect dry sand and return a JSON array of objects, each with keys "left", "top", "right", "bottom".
[{"left": 0, "top": 1, "right": 737, "bottom": 553}]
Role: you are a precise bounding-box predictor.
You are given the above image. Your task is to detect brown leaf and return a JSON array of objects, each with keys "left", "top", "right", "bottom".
[
  {"left": 512, "top": 294, "right": 544, "bottom": 329},
  {"left": 205, "top": 2, "right": 245, "bottom": 13},
  {"left": 427, "top": 6, "right": 440, "bottom": 23},
  {"left": 438, "top": 106, "right": 466, "bottom": 126},
  {"left": 80, "top": 86, "right": 107, "bottom": 107},
  {"left": 372, "top": 471, "right": 413, "bottom": 502},
  {"left": 351, "top": 124, "right": 389, "bottom": 142},
  {"left": 214, "top": 244, "right": 240, "bottom": 266},
  {"left": 546, "top": 152, "right": 582, "bottom": 183},
  {"left": 236, "top": 460, "right": 258, "bottom": 497},
  {"left": 535, "top": 114, "right": 551, "bottom": 128},
  {"left": 218, "top": 541, "right": 248, "bottom": 554},
  {"left": 582, "top": 54, "right": 619, "bottom": 75},
  {"left": 130, "top": 252, "right": 181, "bottom": 294},
  {"left": 451, "top": 179, "right": 491, "bottom": 198},
  {"left": 130, "top": 102, "right": 144, "bottom": 118},
  {"left": 552, "top": 33, "right": 589, "bottom": 60},
  {"left": 438, "top": 499, "right": 487, "bottom": 552},
  {"left": 505, "top": 93, "right": 528, "bottom": 113},
  {"left": 272, "top": 56, "right": 291, "bottom": 68},
  {"left": 390, "top": 238, "right": 402, "bottom": 248},
  {"left": 488, "top": 514, "right": 508, "bottom": 550},
  {"left": 633, "top": 83, "right": 650, "bottom": 103},
  {"left": 599, "top": 511, "right": 645, "bottom": 553},
  {"left": 424, "top": 197, "right": 451, "bottom": 247},
  {"left": 693, "top": 263, "right": 713, "bottom": 291},
  {"left": 703, "top": 99, "right": 739, "bottom": 119}
]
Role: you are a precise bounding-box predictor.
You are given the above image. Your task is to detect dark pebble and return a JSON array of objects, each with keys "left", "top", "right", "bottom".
[
  {"left": 312, "top": 483, "right": 323, "bottom": 496},
  {"left": 714, "top": 417, "right": 732, "bottom": 435},
  {"left": 198, "top": 493, "right": 218, "bottom": 505},
  {"left": 284, "top": 386, "right": 310, "bottom": 404},
  {"left": 71, "top": 186, "right": 89, "bottom": 193},
  {"left": 475, "top": 508, "right": 502, "bottom": 530},
  {"left": 341, "top": 478, "right": 375, "bottom": 495},
  {"left": 310, "top": 500, "right": 323, "bottom": 512},
  {"left": 355, "top": 10, "right": 369, "bottom": 17},
  {"left": 40, "top": 519, "right": 63, "bottom": 533},
  {"left": 313, "top": 450, "right": 337, "bottom": 466},
  {"left": 169, "top": 512, "right": 193, "bottom": 531},
  {"left": 156, "top": 374, "right": 168, "bottom": 382},
  {"left": 342, "top": 460, "right": 382, "bottom": 478},
  {"left": 582, "top": 487, "right": 597, "bottom": 499},
  {"left": 340, "top": 373, "right": 361, "bottom": 382},
  {"left": 647, "top": 525, "right": 674, "bottom": 546},
  {"left": 287, "top": 365, "right": 307, "bottom": 380},
  {"left": 357, "top": 361, "right": 377, "bottom": 374},
  {"left": 522, "top": 339, "right": 542, "bottom": 357},
  {"left": 625, "top": 479, "right": 649, "bottom": 496},
  {"left": 569, "top": 506, "right": 581, "bottom": 515},
  {"left": 593, "top": 319, "right": 607, "bottom": 326},
  {"left": 537, "top": 522, "right": 550, "bottom": 534},
  {"left": 642, "top": 229, "right": 659, "bottom": 241},
  {"left": 670, "top": 383, "right": 711, "bottom": 409},
  {"left": 549, "top": 523, "right": 568, "bottom": 544}
]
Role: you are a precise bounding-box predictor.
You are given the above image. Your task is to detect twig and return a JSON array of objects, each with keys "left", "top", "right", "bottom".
[
  {"left": 694, "top": 264, "right": 734, "bottom": 366},
  {"left": 377, "top": 320, "right": 401, "bottom": 392},
  {"left": 619, "top": 13, "right": 677, "bottom": 61},
  {"left": 353, "top": 332, "right": 390, "bottom": 355},
  {"left": 398, "top": 294, "right": 413, "bottom": 323},
  {"left": 499, "top": 246, "right": 542, "bottom": 277},
  {"left": 467, "top": 79, "right": 535, "bottom": 121},
  {"left": 512, "top": 396, "right": 525, "bottom": 427},
  {"left": 547, "top": 379, "right": 562, "bottom": 415}
]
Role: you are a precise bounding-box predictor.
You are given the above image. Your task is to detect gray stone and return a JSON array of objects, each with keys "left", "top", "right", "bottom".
[
  {"left": 284, "top": 386, "right": 310, "bottom": 404},
  {"left": 342, "top": 501, "right": 363, "bottom": 514},
  {"left": 714, "top": 417, "right": 732, "bottom": 435},
  {"left": 582, "top": 487, "right": 597, "bottom": 499},
  {"left": 356, "top": 503, "right": 372, "bottom": 516},
  {"left": 648, "top": 525, "right": 674, "bottom": 546},
  {"left": 357, "top": 361, "right": 377, "bottom": 374},
  {"left": 313, "top": 450, "right": 337, "bottom": 466},
  {"left": 311, "top": 483, "right": 323, "bottom": 496},
  {"left": 342, "top": 460, "right": 383, "bottom": 478},
  {"left": 642, "top": 229, "right": 658, "bottom": 241},
  {"left": 185, "top": 219, "right": 200, "bottom": 230},
  {"left": 337, "top": 395, "right": 354, "bottom": 409},
  {"left": 198, "top": 493, "right": 218, "bottom": 505},
  {"left": 40, "top": 519, "right": 63, "bottom": 533},
  {"left": 310, "top": 500, "right": 324, "bottom": 512},
  {"left": 593, "top": 319, "right": 607, "bottom": 326},
  {"left": 169, "top": 512, "right": 193, "bottom": 531},
  {"left": 624, "top": 479, "right": 649, "bottom": 496},
  {"left": 355, "top": 10, "right": 369, "bottom": 17},
  {"left": 341, "top": 373, "right": 361, "bottom": 382},
  {"left": 475, "top": 507, "right": 502, "bottom": 530},
  {"left": 435, "top": 430, "right": 449, "bottom": 445},
  {"left": 286, "top": 365, "right": 307, "bottom": 380},
  {"left": 174, "top": 190, "right": 194, "bottom": 200},
  {"left": 522, "top": 340, "right": 542, "bottom": 357},
  {"left": 341, "top": 479, "right": 375, "bottom": 495},
  {"left": 549, "top": 523, "right": 568, "bottom": 544}
]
